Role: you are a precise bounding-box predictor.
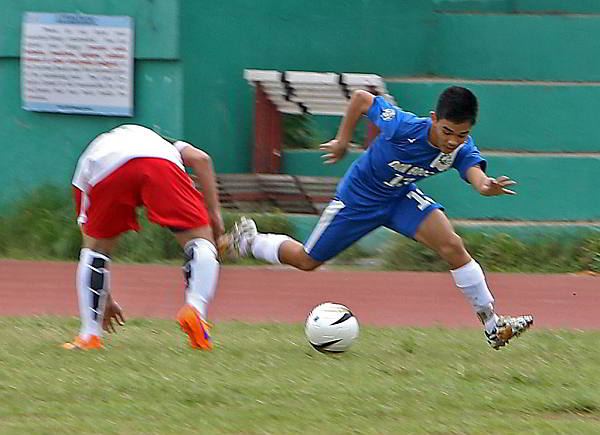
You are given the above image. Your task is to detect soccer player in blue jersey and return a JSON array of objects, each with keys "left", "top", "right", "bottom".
[{"left": 229, "top": 86, "right": 533, "bottom": 349}]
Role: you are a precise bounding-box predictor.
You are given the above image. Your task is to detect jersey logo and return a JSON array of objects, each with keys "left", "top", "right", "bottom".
[
  {"left": 380, "top": 109, "right": 395, "bottom": 121},
  {"left": 407, "top": 138, "right": 416, "bottom": 143},
  {"left": 429, "top": 145, "right": 463, "bottom": 171}
]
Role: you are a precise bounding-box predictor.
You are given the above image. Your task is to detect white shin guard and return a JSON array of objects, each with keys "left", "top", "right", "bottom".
[
  {"left": 251, "top": 234, "right": 291, "bottom": 264},
  {"left": 77, "top": 248, "right": 110, "bottom": 338},
  {"left": 450, "top": 259, "right": 498, "bottom": 331},
  {"left": 182, "top": 238, "right": 220, "bottom": 320}
]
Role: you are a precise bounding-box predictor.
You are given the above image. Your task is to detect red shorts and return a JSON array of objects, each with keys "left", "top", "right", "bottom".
[{"left": 74, "top": 158, "right": 209, "bottom": 238}]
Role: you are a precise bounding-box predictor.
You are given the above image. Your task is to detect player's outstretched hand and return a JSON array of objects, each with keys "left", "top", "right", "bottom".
[
  {"left": 320, "top": 139, "right": 348, "bottom": 165},
  {"left": 103, "top": 294, "right": 125, "bottom": 333},
  {"left": 480, "top": 175, "right": 517, "bottom": 196}
]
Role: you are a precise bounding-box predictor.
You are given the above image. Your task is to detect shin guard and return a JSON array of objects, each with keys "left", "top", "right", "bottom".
[
  {"left": 182, "top": 238, "right": 219, "bottom": 320},
  {"left": 77, "top": 248, "right": 110, "bottom": 337}
]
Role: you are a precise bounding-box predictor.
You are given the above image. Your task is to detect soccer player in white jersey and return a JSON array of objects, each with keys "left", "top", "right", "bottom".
[
  {"left": 63, "top": 124, "right": 223, "bottom": 350},
  {"left": 230, "top": 86, "right": 533, "bottom": 349}
]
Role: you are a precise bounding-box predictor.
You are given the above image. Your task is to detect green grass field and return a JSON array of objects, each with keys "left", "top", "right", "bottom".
[{"left": 1, "top": 318, "right": 599, "bottom": 434}]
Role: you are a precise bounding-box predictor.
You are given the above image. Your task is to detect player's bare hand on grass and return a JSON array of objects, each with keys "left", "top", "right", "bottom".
[
  {"left": 103, "top": 295, "right": 125, "bottom": 333},
  {"left": 480, "top": 175, "right": 517, "bottom": 196},
  {"left": 320, "top": 139, "right": 348, "bottom": 165}
]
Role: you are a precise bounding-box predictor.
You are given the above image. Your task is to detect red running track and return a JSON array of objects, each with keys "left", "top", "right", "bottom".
[{"left": 0, "top": 260, "right": 597, "bottom": 329}]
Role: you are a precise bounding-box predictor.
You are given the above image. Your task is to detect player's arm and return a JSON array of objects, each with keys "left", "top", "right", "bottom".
[
  {"left": 321, "top": 90, "right": 375, "bottom": 164},
  {"left": 178, "top": 144, "right": 225, "bottom": 238},
  {"left": 466, "top": 165, "right": 517, "bottom": 196}
]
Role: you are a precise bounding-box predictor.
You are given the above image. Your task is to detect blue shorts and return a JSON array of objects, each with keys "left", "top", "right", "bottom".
[{"left": 304, "top": 184, "right": 443, "bottom": 262}]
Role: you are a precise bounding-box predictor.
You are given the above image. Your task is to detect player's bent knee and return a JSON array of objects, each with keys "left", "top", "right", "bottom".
[
  {"left": 174, "top": 226, "right": 214, "bottom": 249},
  {"left": 438, "top": 233, "right": 468, "bottom": 263},
  {"left": 297, "top": 252, "right": 323, "bottom": 271}
]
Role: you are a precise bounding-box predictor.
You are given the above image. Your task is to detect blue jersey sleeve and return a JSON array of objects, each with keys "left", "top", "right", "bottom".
[
  {"left": 366, "top": 96, "right": 413, "bottom": 141},
  {"left": 453, "top": 138, "right": 487, "bottom": 182}
]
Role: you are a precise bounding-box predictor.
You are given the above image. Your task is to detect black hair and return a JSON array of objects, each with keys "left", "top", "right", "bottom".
[{"left": 435, "top": 86, "right": 478, "bottom": 125}]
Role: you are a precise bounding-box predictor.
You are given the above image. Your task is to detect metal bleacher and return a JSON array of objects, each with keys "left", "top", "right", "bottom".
[
  {"left": 243, "top": 69, "right": 395, "bottom": 115},
  {"left": 208, "top": 70, "right": 392, "bottom": 215}
]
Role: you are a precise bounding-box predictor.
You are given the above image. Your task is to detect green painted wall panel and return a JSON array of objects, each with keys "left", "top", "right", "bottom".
[
  {"left": 1, "top": 0, "right": 179, "bottom": 59},
  {"left": 417, "top": 156, "right": 600, "bottom": 220},
  {"left": 515, "top": 0, "right": 600, "bottom": 14},
  {"left": 1, "top": 0, "right": 599, "bottom": 229},
  {"left": 435, "top": 14, "right": 600, "bottom": 81},
  {"left": 282, "top": 151, "right": 600, "bottom": 221},
  {"left": 180, "top": 0, "right": 434, "bottom": 174},
  {"left": 433, "top": 0, "right": 600, "bottom": 13},
  {"left": 387, "top": 82, "right": 600, "bottom": 152},
  {"left": 432, "top": 0, "right": 512, "bottom": 12},
  {"left": 282, "top": 150, "right": 362, "bottom": 178},
  {"left": 0, "top": 59, "right": 183, "bottom": 209}
]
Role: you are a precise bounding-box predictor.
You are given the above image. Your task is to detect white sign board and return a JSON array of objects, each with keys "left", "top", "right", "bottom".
[{"left": 21, "top": 12, "right": 134, "bottom": 116}]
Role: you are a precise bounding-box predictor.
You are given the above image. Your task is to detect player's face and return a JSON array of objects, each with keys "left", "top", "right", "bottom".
[{"left": 430, "top": 113, "right": 472, "bottom": 154}]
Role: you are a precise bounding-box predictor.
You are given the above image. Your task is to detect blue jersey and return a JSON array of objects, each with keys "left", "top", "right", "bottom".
[{"left": 336, "top": 96, "right": 487, "bottom": 207}]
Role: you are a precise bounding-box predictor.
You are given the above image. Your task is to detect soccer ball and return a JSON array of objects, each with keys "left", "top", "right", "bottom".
[{"left": 305, "top": 302, "right": 359, "bottom": 353}]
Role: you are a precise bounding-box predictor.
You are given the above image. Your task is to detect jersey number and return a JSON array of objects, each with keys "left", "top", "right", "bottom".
[{"left": 406, "top": 189, "right": 434, "bottom": 211}]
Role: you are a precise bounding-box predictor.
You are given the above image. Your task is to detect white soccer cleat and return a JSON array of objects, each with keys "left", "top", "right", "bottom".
[
  {"left": 485, "top": 315, "right": 533, "bottom": 350},
  {"left": 229, "top": 216, "right": 258, "bottom": 258}
]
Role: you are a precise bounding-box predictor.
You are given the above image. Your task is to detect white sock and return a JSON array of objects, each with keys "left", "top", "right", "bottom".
[
  {"left": 183, "top": 238, "right": 220, "bottom": 320},
  {"left": 251, "top": 233, "right": 291, "bottom": 264},
  {"left": 77, "top": 248, "right": 110, "bottom": 338},
  {"left": 450, "top": 259, "right": 498, "bottom": 332}
]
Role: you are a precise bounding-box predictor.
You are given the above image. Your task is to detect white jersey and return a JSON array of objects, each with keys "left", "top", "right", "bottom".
[{"left": 72, "top": 124, "right": 191, "bottom": 193}]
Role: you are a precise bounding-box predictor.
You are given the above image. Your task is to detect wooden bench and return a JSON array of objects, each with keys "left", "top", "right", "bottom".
[
  {"left": 256, "top": 174, "right": 316, "bottom": 214},
  {"left": 295, "top": 175, "right": 339, "bottom": 213},
  {"left": 194, "top": 173, "right": 341, "bottom": 214}
]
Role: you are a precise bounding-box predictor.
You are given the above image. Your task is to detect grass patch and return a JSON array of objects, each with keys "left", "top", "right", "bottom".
[
  {"left": 0, "top": 186, "right": 290, "bottom": 265},
  {"left": 380, "top": 230, "right": 600, "bottom": 273},
  {"left": 1, "top": 317, "right": 600, "bottom": 433},
  {"left": 1, "top": 185, "right": 599, "bottom": 273}
]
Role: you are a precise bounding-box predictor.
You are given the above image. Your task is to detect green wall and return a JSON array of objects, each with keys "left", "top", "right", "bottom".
[
  {"left": 432, "top": 0, "right": 512, "bottom": 12},
  {"left": 1, "top": 0, "right": 180, "bottom": 58},
  {"left": 0, "top": 60, "right": 182, "bottom": 207},
  {"left": 515, "top": 0, "right": 600, "bottom": 13},
  {"left": 0, "top": 0, "right": 183, "bottom": 208},
  {"left": 283, "top": 151, "right": 600, "bottom": 221},
  {"left": 387, "top": 82, "right": 600, "bottom": 152},
  {"left": 433, "top": 0, "right": 600, "bottom": 13},
  {"left": 179, "top": 0, "right": 434, "bottom": 174},
  {"left": 434, "top": 14, "right": 600, "bottom": 81},
  {"left": 1, "top": 0, "right": 599, "bottom": 230},
  {"left": 1, "top": 0, "right": 436, "bottom": 210}
]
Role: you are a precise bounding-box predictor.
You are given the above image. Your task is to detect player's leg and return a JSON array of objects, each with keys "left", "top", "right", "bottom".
[
  {"left": 62, "top": 234, "right": 118, "bottom": 350},
  {"left": 64, "top": 162, "right": 142, "bottom": 350},
  {"left": 388, "top": 186, "right": 533, "bottom": 349},
  {"left": 171, "top": 227, "right": 218, "bottom": 350},
  {"left": 414, "top": 208, "right": 496, "bottom": 317},
  {"left": 280, "top": 239, "right": 322, "bottom": 271},
  {"left": 228, "top": 216, "right": 320, "bottom": 270},
  {"left": 140, "top": 159, "right": 218, "bottom": 349},
  {"left": 229, "top": 199, "right": 383, "bottom": 270}
]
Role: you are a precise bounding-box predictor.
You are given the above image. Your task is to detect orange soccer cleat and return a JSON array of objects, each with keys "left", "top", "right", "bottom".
[
  {"left": 176, "top": 304, "right": 213, "bottom": 350},
  {"left": 61, "top": 335, "right": 104, "bottom": 350}
]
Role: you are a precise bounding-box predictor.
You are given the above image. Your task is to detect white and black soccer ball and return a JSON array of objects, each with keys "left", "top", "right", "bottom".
[{"left": 305, "top": 302, "right": 359, "bottom": 353}]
